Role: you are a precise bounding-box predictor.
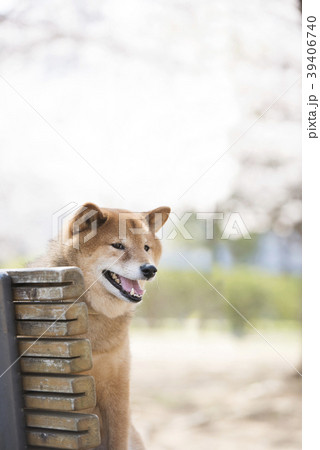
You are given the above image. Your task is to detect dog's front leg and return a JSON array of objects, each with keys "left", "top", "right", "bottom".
[{"left": 95, "top": 370, "right": 130, "bottom": 450}]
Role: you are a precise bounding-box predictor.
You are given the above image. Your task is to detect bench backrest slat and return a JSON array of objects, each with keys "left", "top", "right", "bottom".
[{"left": 0, "top": 267, "right": 101, "bottom": 450}]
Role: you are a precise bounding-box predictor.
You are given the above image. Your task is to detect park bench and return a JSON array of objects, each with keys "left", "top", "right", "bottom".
[{"left": 0, "top": 267, "right": 101, "bottom": 450}]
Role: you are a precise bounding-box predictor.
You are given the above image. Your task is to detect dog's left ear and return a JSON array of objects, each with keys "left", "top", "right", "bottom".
[{"left": 144, "top": 206, "right": 171, "bottom": 233}]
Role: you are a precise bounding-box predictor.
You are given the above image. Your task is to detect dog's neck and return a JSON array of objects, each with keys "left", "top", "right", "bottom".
[{"left": 85, "top": 310, "right": 132, "bottom": 353}]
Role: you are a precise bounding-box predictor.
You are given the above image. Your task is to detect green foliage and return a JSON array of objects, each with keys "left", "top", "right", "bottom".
[
  {"left": 137, "top": 266, "right": 301, "bottom": 333},
  {"left": 0, "top": 256, "right": 29, "bottom": 269}
]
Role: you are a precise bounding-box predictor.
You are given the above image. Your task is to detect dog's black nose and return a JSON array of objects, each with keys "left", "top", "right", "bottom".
[{"left": 140, "top": 264, "right": 157, "bottom": 279}]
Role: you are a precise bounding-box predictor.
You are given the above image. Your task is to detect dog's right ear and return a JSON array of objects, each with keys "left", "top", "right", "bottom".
[{"left": 68, "top": 202, "right": 107, "bottom": 238}]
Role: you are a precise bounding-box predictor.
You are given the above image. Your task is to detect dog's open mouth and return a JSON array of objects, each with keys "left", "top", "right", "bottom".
[{"left": 102, "top": 270, "right": 145, "bottom": 303}]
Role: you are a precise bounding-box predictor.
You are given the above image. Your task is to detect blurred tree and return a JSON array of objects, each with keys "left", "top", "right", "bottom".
[
  {"left": 217, "top": 153, "right": 302, "bottom": 236},
  {"left": 216, "top": 0, "right": 301, "bottom": 237}
]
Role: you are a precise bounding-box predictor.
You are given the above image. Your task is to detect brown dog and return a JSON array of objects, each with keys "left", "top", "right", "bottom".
[{"left": 34, "top": 203, "right": 170, "bottom": 449}]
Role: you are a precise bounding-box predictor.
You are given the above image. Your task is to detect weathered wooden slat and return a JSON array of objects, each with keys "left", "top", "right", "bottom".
[
  {"left": 19, "top": 339, "right": 91, "bottom": 357},
  {"left": 24, "top": 391, "right": 95, "bottom": 412},
  {"left": 15, "top": 302, "right": 87, "bottom": 321},
  {"left": 6, "top": 267, "right": 85, "bottom": 301},
  {"left": 23, "top": 374, "right": 95, "bottom": 394},
  {"left": 16, "top": 320, "right": 86, "bottom": 337},
  {"left": 15, "top": 302, "right": 88, "bottom": 336},
  {"left": 7, "top": 267, "right": 84, "bottom": 286},
  {"left": 26, "top": 411, "right": 101, "bottom": 449},
  {"left": 12, "top": 287, "right": 81, "bottom": 302},
  {"left": 20, "top": 357, "right": 92, "bottom": 375},
  {"left": 19, "top": 339, "right": 92, "bottom": 374},
  {"left": 23, "top": 375, "right": 96, "bottom": 411}
]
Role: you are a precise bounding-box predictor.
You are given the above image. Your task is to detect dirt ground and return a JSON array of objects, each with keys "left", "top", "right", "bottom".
[{"left": 130, "top": 328, "right": 301, "bottom": 450}]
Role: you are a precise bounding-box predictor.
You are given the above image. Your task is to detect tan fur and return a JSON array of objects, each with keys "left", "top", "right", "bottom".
[{"left": 31, "top": 204, "right": 170, "bottom": 449}]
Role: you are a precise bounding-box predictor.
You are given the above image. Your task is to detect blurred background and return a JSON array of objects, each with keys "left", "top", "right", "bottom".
[{"left": 0, "top": 1, "right": 301, "bottom": 449}]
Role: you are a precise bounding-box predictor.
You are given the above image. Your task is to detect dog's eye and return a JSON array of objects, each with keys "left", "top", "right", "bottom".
[
  {"left": 144, "top": 245, "right": 150, "bottom": 252},
  {"left": 111, "top": 243, "right": 125, "bottom": 250}
]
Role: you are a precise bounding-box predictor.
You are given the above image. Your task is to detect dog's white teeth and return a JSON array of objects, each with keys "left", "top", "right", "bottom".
[
  {"left": 111, "top": 272, "right": 120, "bottom": 284},
  {"left": 130, "top": 288, "right": 135, "bottom": 296}
]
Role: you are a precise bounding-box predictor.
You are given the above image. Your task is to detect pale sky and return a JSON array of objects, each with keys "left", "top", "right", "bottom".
[{"left": 0, "top": 0, "right": 300, "bottom": 257}]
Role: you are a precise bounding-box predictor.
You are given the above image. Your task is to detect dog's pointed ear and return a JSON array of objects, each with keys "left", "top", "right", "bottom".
[
  {"left": 144, "top": 206, "right": 171, "bottom": 233},
  {"left": 68, "top": 202, "right": 107, "bottom": 238}
]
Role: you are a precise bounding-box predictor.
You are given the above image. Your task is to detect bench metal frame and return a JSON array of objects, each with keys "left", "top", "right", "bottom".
[{"left": 0, "top": 271, "right": 27, "bottom": 450}]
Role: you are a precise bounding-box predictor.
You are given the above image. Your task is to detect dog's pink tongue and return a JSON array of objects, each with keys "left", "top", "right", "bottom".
[{"left": 119, "top": 276, "right": 144, "bottom": 295}]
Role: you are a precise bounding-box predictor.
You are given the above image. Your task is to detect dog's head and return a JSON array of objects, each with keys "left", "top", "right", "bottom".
[{"left": 66, "top": 203, "right": 170, "bottom": 318}]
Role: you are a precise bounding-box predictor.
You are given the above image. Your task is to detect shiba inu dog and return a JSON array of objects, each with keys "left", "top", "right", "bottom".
[{"left": 35, "top": 203, "right": 170, "bottom": 449}]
